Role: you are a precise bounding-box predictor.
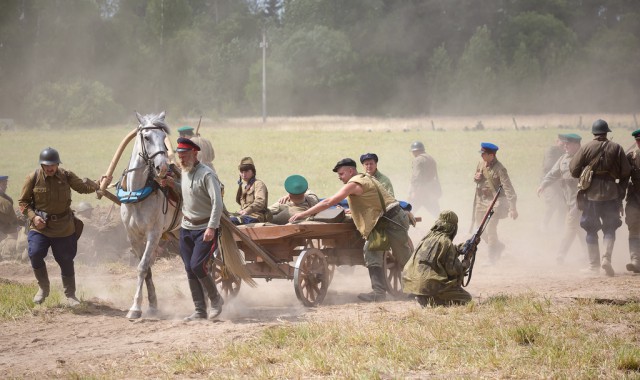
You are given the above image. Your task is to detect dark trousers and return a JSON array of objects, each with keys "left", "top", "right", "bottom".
[
  {"left": 580, "top": 199, "right": 622, "bottom": 244},
  {"left": 180, "top": 228, "right": 218, "bottom": 279},
  {"left": 28, "top": 230, "right": 77, "bottom": 276}
]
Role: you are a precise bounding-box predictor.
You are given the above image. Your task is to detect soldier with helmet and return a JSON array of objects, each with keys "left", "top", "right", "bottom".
[
  {"left": 569, "top": 119, "right": 631, "bottom": 276},
  {"left": 473, "top": 142, "right": 518, "bottom": 264},
  {"left": 623, "top": 129, "right": 640, "bottom": 273},
  {"left": 18, "top": 148, "right": 109, "bottom": 306},
  {"left": 408, "top": 141, "right": 441, "bottom": 217}
]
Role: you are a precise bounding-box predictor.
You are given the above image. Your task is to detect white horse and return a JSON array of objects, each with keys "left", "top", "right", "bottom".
[{"left": 119, "top": 111, "right": 181, "bottom": 319}]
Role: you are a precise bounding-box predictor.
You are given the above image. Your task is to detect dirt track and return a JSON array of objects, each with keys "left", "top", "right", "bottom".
[{"left": 1, "top": 235, "right": 639, "bottom": 379}]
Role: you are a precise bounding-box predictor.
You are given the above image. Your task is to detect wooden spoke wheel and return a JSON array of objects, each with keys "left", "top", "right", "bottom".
[
  {"left": 213, "top": 260, "right": 241, "bottom": 300},
  {"left": 383, "top": 240, "right": 414, "bottom": 298},
  {"left": 293, "top": 248, "right": 329, "bottom": 307}
]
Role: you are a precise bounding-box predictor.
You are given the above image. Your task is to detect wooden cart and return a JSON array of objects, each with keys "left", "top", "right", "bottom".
[{"left": 213, "top": 221, "right": 413, "bottom": 307}]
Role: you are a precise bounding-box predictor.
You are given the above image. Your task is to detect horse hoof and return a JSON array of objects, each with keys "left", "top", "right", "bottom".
[
  {"left": 146, "top": 307, "right": 159, "bottom": 317},
  {"left": 127, "top": 310, "right": 142, "bottom": 319}
]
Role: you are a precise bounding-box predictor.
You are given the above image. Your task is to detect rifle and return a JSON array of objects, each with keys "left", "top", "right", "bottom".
[
  {"left": 460, "top": 184, "right": 503, "bottom": 287},
  {"left": 195, "top": 116, "right": 202, "bottom": 136}
]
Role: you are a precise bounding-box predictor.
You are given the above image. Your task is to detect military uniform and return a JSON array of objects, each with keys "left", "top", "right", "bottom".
[
  {"left": 624, "top": 130, "right": 640, "bottom": 273},
  {"left": 234, "top": 157, "right": 270, "bottom": 224},
  {"left": 18, "top": 152, "right": 98, "bottom": 305},
  {"left": 569, "top": 120, "right": 631, "bottom": 275},
  {"left": 539, "top": 134, "right": 584, "bottom": 263},
  {"left": 473, "top": 143, "right": 517, "bottom": 262},
  {"left": 269, "top": 192, "right": 319, "bottom": 225},
  {"left": 372, "top": 170, "right": 394, "bottom": 196},
  {"left": 190, "top": 135, "right": 215, "bottom": 170},
  {"left": 409, "top": 152, "right": 441, "bottom": 216},
  {"left": 540, "top": 143, "right": 566, "bottom": 230},
  {"left": 0, "top": 191, "right": 18, "bottom": 241},
  {"left": 402, "top": 210, "right": 471, "bottom": 306}
]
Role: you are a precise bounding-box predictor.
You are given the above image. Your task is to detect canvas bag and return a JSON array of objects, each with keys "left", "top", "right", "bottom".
[{"left": 577, "top": 142, "right": 607, "bottom": 191}]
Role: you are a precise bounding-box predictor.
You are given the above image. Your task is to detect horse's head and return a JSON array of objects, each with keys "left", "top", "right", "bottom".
[{"left": 135, "top": 111, "right": 170, "bottom": 179}]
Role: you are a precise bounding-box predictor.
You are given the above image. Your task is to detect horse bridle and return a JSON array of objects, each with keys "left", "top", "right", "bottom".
[{"left": 137, "top": 125, "right": 168, "bottom": 166}]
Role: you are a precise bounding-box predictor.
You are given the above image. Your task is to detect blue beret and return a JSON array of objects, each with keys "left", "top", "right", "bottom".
[
  {"left": 0, "top": 175, "right": 7, "bottom": 181},
  {"left": 284, "top": 175, "right": 308, "bottom": 195},
  {"left": 632, "top": 129, "right": 640, "bottom": 139},
  {"left": 359, "top": 153, "right": 378, "bottom": 163},
  {"left": 480, "top": 142, "right": 499, "bottom": 153},
  {"left": 176, "top": 137, "right": 201, "bottom": 152},
  {"left": 332, "top": 158, "right": 357, "bottom": 172}
]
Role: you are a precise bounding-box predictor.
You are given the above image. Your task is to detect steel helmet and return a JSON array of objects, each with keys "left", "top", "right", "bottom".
[
  {"left": 39, "top": 147, "right": 61, "bottom": 165},
  {"left": 76, "top": 202, "right": 93, "bottom": 213},
  {"left": 592, "top": 119, "right": 611, "bottom": 134},
  {"left": 410, "top": 141, "right": 425, "bottom": 151}
]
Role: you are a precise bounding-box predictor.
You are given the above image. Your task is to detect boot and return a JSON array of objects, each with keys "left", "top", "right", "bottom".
[
  {"left": 601, "top": 238, "right": 615, "bottom": 277},
  {"left": 199, "top": 274, "right": 224, "bottom": 320},
  {"left": 32, "top": 266, "right": 50, "bottom": 304},
  {"left": 581, "top": 244, "right": 601, "bottom": 274},
  {"left": 626, "top": 238, "right": 640, "bottom": 273},
  {"left": 61, "top": 275, "right": 80, "bottom": 306},
  {"left": 358, "top": 266, "right": 387, "bottom": 302},
  {"left": 184, "top": 278, "right": 207, "bottom": 321}
]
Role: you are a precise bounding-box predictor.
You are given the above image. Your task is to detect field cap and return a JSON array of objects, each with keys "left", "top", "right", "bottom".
[
  {"left": 332, "top": 158, "right": 357, "bottom": 172},
  {"left": 176, "top": 137, "right": 200, "bottom": 152},
  {"left": 562, "top": 133, "right": 582, "bottom": 143},
  {"left": 359, "top": 153, "right": 378, "bottom": 163},
  {"left": 177, "top": 126, "right": 194, "bottom": 136},
  {"left": 0, "top": 175, "right": 7, "bottom": 181},
  {"left": 479, "top": 142, "right": 499, "bottom": 154},
  {"left": 239, "top": 157, "right": 256, "bottom": 171},
  {"left": 284, "top": 175, "right": 308, "bottom": 195},
  {"left": 632, "top": 129, "right": 640, "bottom": 140}
]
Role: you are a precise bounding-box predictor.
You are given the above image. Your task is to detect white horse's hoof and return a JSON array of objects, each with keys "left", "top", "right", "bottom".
[{"left": 127, "top": 310, "right": 142, "bottom": 319}]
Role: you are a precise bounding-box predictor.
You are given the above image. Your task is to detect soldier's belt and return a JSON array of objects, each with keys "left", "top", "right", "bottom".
[
  {"left": 184, "top": 216, "right": 210, "bottom": 225},
  {"left": 47, "top": 209, "right": 70, "bottom": 221}
]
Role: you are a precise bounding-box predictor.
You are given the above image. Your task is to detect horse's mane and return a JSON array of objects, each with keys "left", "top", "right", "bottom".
[{"left": 139, "top": 112, "right": 171, "bottom": 135}]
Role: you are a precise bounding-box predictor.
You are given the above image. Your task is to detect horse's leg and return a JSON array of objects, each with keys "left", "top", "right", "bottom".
[
  {"left": 145, "top": 267, "right": 158, "bottom": 315},
  {"left": 126, "top": 236, "right": 146, "bottom": 319}
]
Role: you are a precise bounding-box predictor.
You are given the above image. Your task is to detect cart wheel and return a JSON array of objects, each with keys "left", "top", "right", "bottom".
[
  {"left": 294, "top": 248, "right": 329, "bottom": 307},
  {"left": 213, "top": 261, "right": 241, "bottom": 300},
  {"left": 383, "top": 240, "right": 414, "bottom": 298},
  {"left": 326, "top": 263, "right": 336, "bottom": 285}
]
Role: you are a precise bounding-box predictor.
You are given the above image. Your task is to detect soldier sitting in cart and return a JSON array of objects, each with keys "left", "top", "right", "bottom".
[
  {"left": 269, "top": 175, "right": 319, "bottom": 225},
  {"left": 290, "top": 158, "right": 412, "bottom": 302}
]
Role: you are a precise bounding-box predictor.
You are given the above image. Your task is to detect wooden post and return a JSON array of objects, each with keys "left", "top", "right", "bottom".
[
  {"left": 430, "top": 120, "right": 436, "bottom": 131},
  {"left": 512, "top": 117, "right": 519, "bottom": 131}
]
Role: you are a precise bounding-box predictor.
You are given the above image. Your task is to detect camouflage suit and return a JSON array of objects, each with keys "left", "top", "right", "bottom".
[
  {"left": 539, "top": 150, "right": 584, "bottom": 263},
  {"left": 473, "top": 158, "right": 517, "bottom": 262},
  {"left": 624, "top": 148, "right": 640, "bottom": 272},
  {"left": 569, "top": 136, "right": 630, "bottom": 273},
  {"left": 402, "top": 210, "right": 471, "bottom": 306}
]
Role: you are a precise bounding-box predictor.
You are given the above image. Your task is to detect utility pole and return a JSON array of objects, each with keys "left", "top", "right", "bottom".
[{"left": 260, "top": 27, "right": 268, "bottom": 123}]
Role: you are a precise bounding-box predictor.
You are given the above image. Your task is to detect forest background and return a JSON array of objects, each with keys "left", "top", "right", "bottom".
[{"left": 1, "top": 0, "right": 639, "bottom": 128}]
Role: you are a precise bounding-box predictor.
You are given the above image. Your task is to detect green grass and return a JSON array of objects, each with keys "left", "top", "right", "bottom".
[{"left": 0, "top": 280, "right": 71, "bottom": 320}]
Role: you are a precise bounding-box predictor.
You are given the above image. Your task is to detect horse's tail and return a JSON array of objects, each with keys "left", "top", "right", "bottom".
[{"left": 219, "top": 223, "right": 258, "bottom": 288}]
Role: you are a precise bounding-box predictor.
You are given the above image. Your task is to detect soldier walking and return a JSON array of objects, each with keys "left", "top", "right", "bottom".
[
  {"left": 624, "top": 129, "right": 640, "bottom": 273},
  {"left": 569, "top": 119, "right": 630, "bottom": 276},
  {"left": 472, "top": 142, "right": 518, "bottom": 263},
  {"left": 408, "top": 141, "right": 441, "bottom": 217},
  {"left": 537, "top": 134, "right": 585, "bottom": 264}
]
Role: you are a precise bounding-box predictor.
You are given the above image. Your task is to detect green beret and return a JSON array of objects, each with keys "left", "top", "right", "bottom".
[
  {"left": 562, "top": 133, "right": 582, "bottom": 143},
  {"left": 284, "top": 175, "right": 308, "bottom": 195},
  {"left": 177, "top": 126, "right": 194, "bottom": 136},
  {"left": 632, "top": 129, "right": 640, "bottom": 139}
]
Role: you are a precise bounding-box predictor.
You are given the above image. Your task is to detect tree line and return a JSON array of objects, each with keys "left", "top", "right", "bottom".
[{"left": 0, "top": 0, "right": 638, "bottom": 127}]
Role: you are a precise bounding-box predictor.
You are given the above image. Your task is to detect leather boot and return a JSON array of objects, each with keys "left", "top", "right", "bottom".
[
  {"left": 626, "top": 238, "right": 640, "bottom": 273},
  {"left": 61, "top": 275, "right": 80, "bottom": 306},
  {"left": 582, "top": 244, "right": 601, "bottom": 274},
  {"left": 199, "top": 273, "right": 224, "bottom": 320},
  {"left": 184, "top": 278, "right": 207, "bottom": 321},
  {"left": 357, "top": 266, "right": 387, "bottom": 302},
  {"left": 601, "top": 238, "right": 615, "bottom": 277},
  {"left": 32, "top": 266, "right": 50, "bottom": 304}
]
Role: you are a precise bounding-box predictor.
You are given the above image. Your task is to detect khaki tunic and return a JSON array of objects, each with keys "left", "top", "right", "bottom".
[
  {"left": 625, "top": 149, "right": 640, "bottom": 237},
  {"left": 237, "top": 178, "right": 269, "bottom": 222},
  {"left": 18, "top": 168, "right": 96, "bottom": 238},
  {"left": 541, "top": 152, "right": 579, "bottom": 208},
  {"left": 569, "top": 137, "right": 630, "bottom": 201},
  {"left": 410, "top": 153, "right": 440, "bottom": 199},
  {"left": 474, "top": 158, "right": 517, "bottom": 218},
  {"left": 347, "top": 174, "right": 396, "bottom": 239}
]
